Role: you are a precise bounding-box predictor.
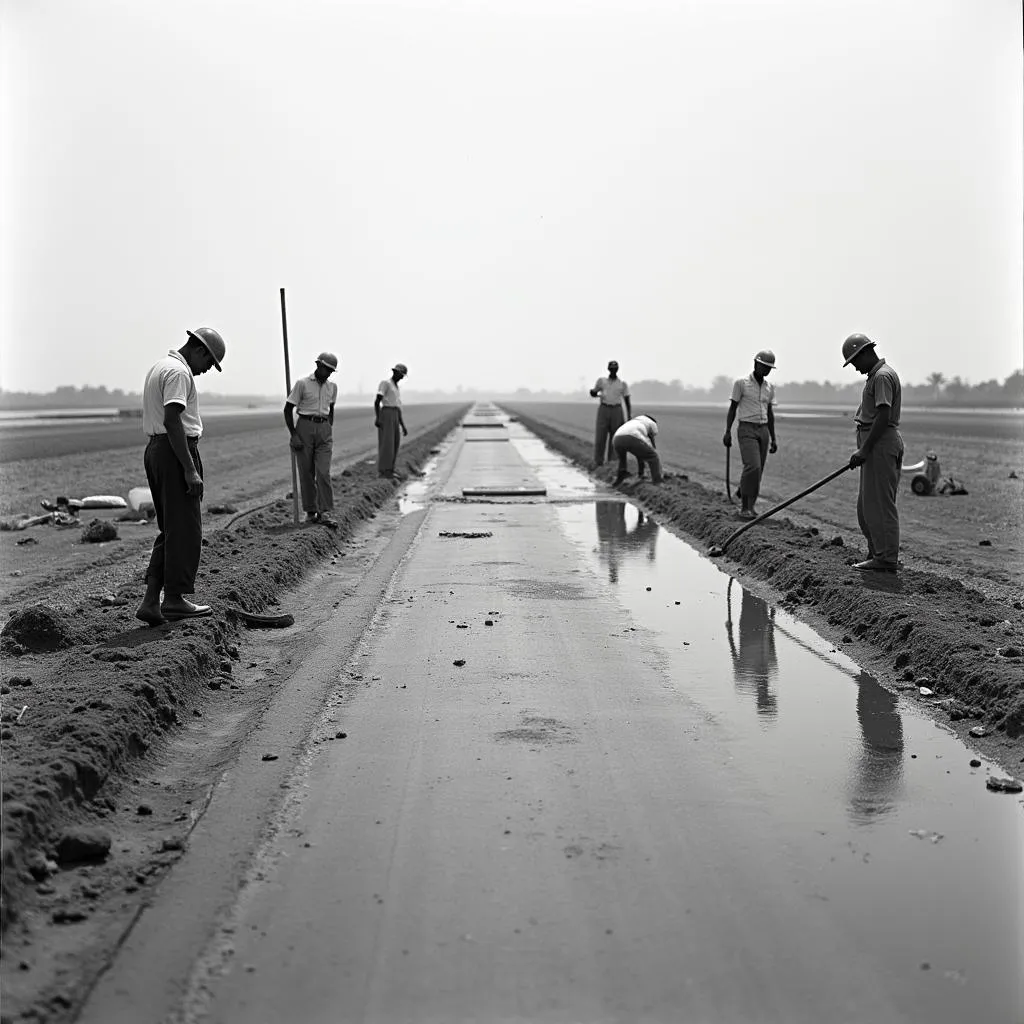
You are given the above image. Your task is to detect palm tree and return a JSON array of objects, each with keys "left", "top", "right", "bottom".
[{"left": 926, "top": 372, "right": 946, "bottom": 402}]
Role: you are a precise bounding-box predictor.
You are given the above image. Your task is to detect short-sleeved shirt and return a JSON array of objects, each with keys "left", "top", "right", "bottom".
[
  {"left": 377, "top": 378, "right": 402, "bottom": 408},
  {"left": 855, "top": 359, "right": 901, "bottom": 428},
  {"left": 142, "top": 350, "right": 202, "bottom": 437},
  {"left": 287, "top": 374, "right": 338, "bottom": 417},
  {"left": 593, "top": 376, "right": 630, "bottom": 406},
  {"left": 613, "top": 415, "right": 658, "bottom": 444},
  {"left": 731, "top": 373, "right": 775, "bottom": 424}
]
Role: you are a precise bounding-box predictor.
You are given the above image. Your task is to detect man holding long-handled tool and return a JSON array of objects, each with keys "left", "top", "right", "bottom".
[
  {"left": 723, "top": 350, "right": 778, "bottom": 519},
  {"left": 284, "top": 352, "right": 339, "bottom": 525},
  {"left": 843, "top": 333, "right": 904, "bottom": 572}
]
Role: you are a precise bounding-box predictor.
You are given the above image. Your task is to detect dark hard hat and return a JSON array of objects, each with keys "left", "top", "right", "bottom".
[
  {"left": 187, "top": 327, "right": 225, "bottom": 371},
  {"left": 842, "top": 333, "right": 875, "bottom": 367},
  {"left": 316, "top": 352, "right": 339, "bottom": 372}
]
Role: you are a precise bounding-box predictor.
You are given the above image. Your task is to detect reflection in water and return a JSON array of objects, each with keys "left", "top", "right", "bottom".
[
  {"left": 594, "top": 502, "right": 659, "bottom": 584},
  {"left": 725, "top": 580, "right": 778, "bottom": 716},
  {"left": 848, "top": 671, "right": 905, "bottom": 824}
]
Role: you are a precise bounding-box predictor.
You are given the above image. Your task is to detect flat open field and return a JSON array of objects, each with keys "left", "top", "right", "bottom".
[{"left": 503, "top": 403, "right": 1024, "bottom": 595}]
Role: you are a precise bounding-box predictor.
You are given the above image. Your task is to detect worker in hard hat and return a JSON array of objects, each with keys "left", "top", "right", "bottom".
[
  {"left": 723, "top": 351, "right": 778, "bottom": 519},
  {"left": 589, "top": 360, "right": 632, "bottom": 466},
  {"left": 136, "top": 327, "right": 226, "bottom": 627},
  {"left": 284, "top": 353, "right": 339, "bottom": 525},
  {"left": 843, "top": 333, "right": 904, "bottom": 572},
  {"left": 375, "top": 363, "right": 409, "bottom": 479}
]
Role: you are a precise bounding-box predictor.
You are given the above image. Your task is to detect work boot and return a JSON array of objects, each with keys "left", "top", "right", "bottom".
[{"left": 305, "top": 511, "right": 320, "bottom": 523}]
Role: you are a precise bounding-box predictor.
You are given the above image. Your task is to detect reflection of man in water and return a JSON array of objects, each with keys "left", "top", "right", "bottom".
[
  {"left": 847, "top": 671, "right": 904, "bottom": 823},
  {"left": 594, "top": 501, "right": 659, "bottom": 584},
  {"left": 726, "top": 586, "right": 778, "bottom": 715}
]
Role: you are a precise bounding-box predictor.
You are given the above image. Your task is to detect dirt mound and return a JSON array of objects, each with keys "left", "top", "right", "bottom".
[
  {"left": 1, "top": 605, "right": 80, "bottom": 653},
  {"left": 80, "top": 519, "right": 118, "bottom": 543}
]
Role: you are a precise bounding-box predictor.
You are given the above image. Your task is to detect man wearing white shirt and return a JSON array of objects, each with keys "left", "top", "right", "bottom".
[
  {"left": 590, "top": 360, "right": 632, "bottom": 465},
  {"left": 284, "top": 352, "right": 339, "bottom": 524},
  {"left": 612, "top": 414, "right": 662, "bottom": 484},
  {"left": 135, "top": 327, "right": 226, "bottom": 627},
  {"left": 723, "top": 350, "right": 778, "bottom": 519},
  {"left": 374, "top": 363, "right": 408, "bottom": 478}
]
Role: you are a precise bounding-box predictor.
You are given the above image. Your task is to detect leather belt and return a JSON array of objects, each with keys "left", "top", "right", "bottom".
[{"left": 300, "top": 415, "right": 329, "bottom": 423}]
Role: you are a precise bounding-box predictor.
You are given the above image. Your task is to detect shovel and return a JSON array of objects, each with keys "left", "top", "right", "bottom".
[
  {"left": 708, "top": 463, "right": 852, "bottom": 557},
  {"left": 725, "top": 446, "right": 736, "bottom": 505}
]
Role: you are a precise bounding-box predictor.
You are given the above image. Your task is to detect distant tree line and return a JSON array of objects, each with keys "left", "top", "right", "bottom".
[
  {"left": 629, "top": 368, "right": 1024, "bottom": 408},
  {"left": 0, "top": 384, "right": 269, "bottom": 410},
  {"left": 3, "top": 369, "right": 1022, "bottom": 409}
]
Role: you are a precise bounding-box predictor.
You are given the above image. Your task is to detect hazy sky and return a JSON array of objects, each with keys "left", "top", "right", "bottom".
[{"left": 2, "top": 0, "right": 1021, "bottom": 396}]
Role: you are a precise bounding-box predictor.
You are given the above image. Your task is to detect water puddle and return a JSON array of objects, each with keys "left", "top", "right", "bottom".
[{"left": 555, "top": 498, "right": 1023, "bottom": 1020}]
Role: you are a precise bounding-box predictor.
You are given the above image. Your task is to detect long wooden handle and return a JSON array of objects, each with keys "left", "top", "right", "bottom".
[
  {"left": 717, "top": 463, "right": 852, "bottom": 554},
  {"left": 280, "top": 288, "right": 300, "bottom": 526}
]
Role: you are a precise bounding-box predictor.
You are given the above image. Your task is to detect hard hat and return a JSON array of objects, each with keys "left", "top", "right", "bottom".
[
  {"left": 754, "top": 350, "right": 776, "bottom": 368},
  {"left": 187, "top": 327, "right": 225, "bottom": 371},
  {"left": 316, "top": 352, "right": 339, "bottom": 371},
  {"left": 608, "top": 359, "right": 619, "bottom": 368},
  {"left": 842, "top": 333, "right": 875, "bottom": 367},
  {"left": 392, "top": 363, "right": 408, "bottom": 376}
]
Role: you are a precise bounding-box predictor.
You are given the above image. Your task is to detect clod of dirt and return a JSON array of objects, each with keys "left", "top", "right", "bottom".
[
  {"left": 52, "top": 908, "right": 89, "bottom": 925},
  {"left": 81, "top": 519, "right": 118, "bottom": 543},
  {"left": 261, "top": 753, "right": 278, "bottom": 762},
  {"left": 335, "top": 731, "right": 347, "bottom": 739},
  {"left": 439, "top": 531, "right": 493, "bottom": 539},
  {"left": 918, "top": 687, "right": 935, "bottom": 697},
  {"left": 7, "top": 675, "right": 32, "bottom": 687},
  {"left": 25, "top": 851, "right": 58, "bottom": 881},
  {"left": 978, "top": 539, "right": 993, "bottom": 547},
  {"left": 829, "top": 535, "right": 844, "bottom": 546},
  {"left": 1009, "top": 471, "right": 1019, "bottom": 480},
  {"left": 998, "top": 646, "right": 1022, "bottom": 659},
  {"left": 485, "top": 620, "right": 494, "bottom": 626},
  {"left": 969, "top": 759, "right": 982, "bottom": 768},
  {"left": 1, "top": 604, "right": 77, "bottom": 653},
  {"left": 136, "top": 804, "right": 153, "bottom": 816},
  {"left": 969, "top": 726, "right": 991, "bottom": 738},
  {"left": 100, "top": 595, "right": 128, "bottom": 607},
  {"left": 453, "top": 659, "right": 466, "bottom": 667},
  {"left": 16, "top": 536, "right": 38, "bottom": 546},
  {"left": 985, "top": 776, "right": 1023, "bottom": 793},
  {"left": 206, "top": 504, "right": 238, "bottom": 514},
  {"left": 56, "top": 826, "right": 112, "bottom": 865}
]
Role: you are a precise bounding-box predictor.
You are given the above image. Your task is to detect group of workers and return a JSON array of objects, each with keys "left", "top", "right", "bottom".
[
  {"left": 591, "top": 333, "right": 903, "bottom": 574},
  {"left": 136, "top": 330, "right": 409, "bottom": 626},
  {"left": 134, "top": 326, "right": 903, "bottom": 626}
]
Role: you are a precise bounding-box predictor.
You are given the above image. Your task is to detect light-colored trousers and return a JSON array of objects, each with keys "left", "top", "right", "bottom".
[
  {"left": 377, "top": 406, "right": 402, "bottom": 476},
  {"left": 856, "top": 427, "right": 904, "bottom": 563},
  {"left": 295, "top": 417, "right": 334, "bottom": 513},
  {"left": 737, "top": 421, "right": 769, "bottom": 504},
  {"left": 594, "top": 404, "right": 625, "bottom": 464},
  {"left": 612, "top": 434, "right": 663, "bottom": 483}
]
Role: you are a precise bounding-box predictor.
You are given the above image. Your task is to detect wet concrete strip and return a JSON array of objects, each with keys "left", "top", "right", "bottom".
[{"left": 187, "top": 411, "right": 1021, "bottom": 1024}]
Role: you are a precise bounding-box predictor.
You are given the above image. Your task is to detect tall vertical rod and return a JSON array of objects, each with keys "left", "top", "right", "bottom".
[{"left": 280, "top": 287, "right": 300, "bottom": 525}]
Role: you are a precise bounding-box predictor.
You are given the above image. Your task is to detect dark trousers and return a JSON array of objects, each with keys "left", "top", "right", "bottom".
[
  {"left": 594, "top": 404, "right": 625, "bottom": 464},
  {"left": 144, "top": 434, "right": 203, "bottom": 596},
  {"left": 295, "top": 417, "right": 334, "bottom": 513},
  {"left": 613, "top": 434, "right": 663, "bottom": 483},
  {"left": 377, "top": 407, "right": 401, "bottom": 475},
  {"left": 737, "top": 422, "right": 769, "bottom": 505},
  {"left": 856, "top": 427, "right": 904, "bottom": 563}
]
